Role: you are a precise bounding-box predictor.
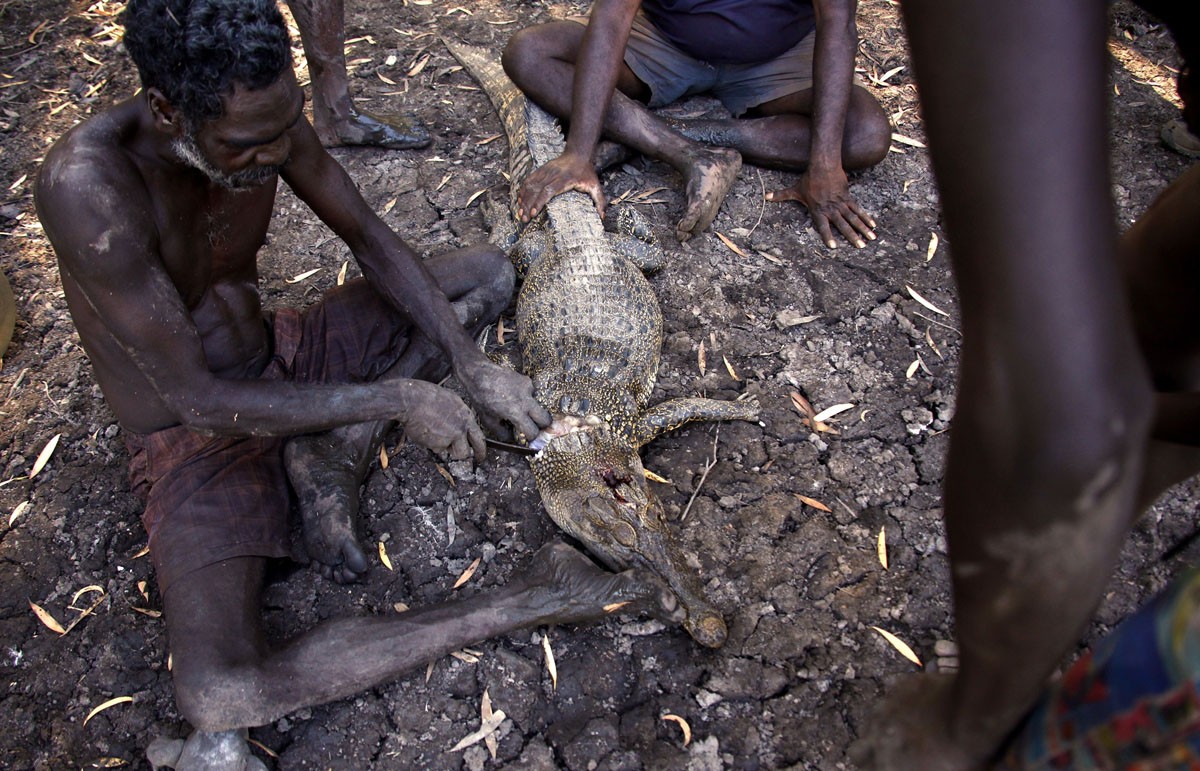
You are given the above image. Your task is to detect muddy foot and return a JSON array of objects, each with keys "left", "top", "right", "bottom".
[
  {"left": 147, "top": 729, "right": 266, "bottom": 771},
  {"left": 321, "top": 109, "right": 432, "bottom": 150},
  {"left": 676, "top": 146, "right": 742, "bottom": 242},
  {"left": 518, "top": 542, "right": 684, "bottom": 627},
  {"left": 848, "top": 674, "right": 983, "bottom": 771},
  {"left": 285, "top": 427, "right": 381, "bottom": 584}
]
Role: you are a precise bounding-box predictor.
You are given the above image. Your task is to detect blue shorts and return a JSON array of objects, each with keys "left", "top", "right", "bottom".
[{"left": 571, "top": 10, "right": 817, "bottom": 117}]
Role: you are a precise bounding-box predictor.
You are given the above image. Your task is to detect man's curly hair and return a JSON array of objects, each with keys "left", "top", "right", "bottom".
[{"left": 123, "top": 0, "right": 292, "bottom": 125}]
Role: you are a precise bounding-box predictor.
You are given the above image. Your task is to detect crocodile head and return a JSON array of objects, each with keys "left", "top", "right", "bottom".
[{"left": 530, "top": 419, "right": 727, "bottom": 648}]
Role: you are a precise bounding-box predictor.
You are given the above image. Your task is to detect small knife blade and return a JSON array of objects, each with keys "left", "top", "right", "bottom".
[{"left": 485, "top": 437, "right": 538, "bottom": 456}]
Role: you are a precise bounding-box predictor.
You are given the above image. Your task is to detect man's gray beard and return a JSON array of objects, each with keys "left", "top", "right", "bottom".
[{"left": 172, "top": 131, "right": 280, "bottom": 190}]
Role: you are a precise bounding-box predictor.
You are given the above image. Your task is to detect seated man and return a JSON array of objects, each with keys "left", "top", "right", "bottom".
[
  {"left": 34, "top": 0, "right": 673, "bottom": 766},
  {"left": 502, "top": 0, "right": 891, "bottom": 247}
]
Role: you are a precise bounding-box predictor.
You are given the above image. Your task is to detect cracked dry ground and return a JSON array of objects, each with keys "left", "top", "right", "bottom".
[{"left": 1, "top": 0, "right": 1198, "bottom": 768}]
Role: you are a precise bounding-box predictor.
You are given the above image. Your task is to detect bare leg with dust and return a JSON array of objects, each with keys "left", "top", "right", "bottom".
[
  {"left": 852, "top": 2, "right": 1158, "bottom": 768},
  {"left": 286, "top": 245, "right": 513, "bottom": 584},
  {"left": 503, "top": 21, "right": 743, "bottom": 241},
  {"left": 152, "top": 542, "right": 679, "bottom": 769},
  {"left": 284, "top": 0, "right": 431, "bottom": 150}
]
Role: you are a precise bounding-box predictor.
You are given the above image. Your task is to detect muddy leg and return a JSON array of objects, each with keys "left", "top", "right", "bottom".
[
  {"left": 165, "top": 544, "right": 677, "bottom": 733},
  {"left": 503, "top": 22, "right": 742, "bottom": 241},
  {"left": 286, "top": 245, "right": 514, "bottom": 582},
  {"left": 284, "top": 0, "right": 431, "bottom": 150}
]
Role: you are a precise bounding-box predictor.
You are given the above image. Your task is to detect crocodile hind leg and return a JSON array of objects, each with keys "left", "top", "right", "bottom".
[{"left": 632, "top": 397, "right": 760, "bottom": 449}]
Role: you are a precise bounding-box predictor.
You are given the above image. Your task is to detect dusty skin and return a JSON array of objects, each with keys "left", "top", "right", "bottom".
[{"left": 0, "top": 0, "right": 1197, "bottom": 768}]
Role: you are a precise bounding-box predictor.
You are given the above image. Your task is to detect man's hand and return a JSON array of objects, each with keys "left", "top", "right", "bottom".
[
  {"left": 517, "top": 152, "right": 606, "bottom": 223},
  {"left": 455, "top": 356, "right": 552, "bottom": 443},
  {"left": 395, "top": 380, "right": 487, "bottom": 461},
  {"left": 767, "top": 166, "right": 877, "bottom": 249}
]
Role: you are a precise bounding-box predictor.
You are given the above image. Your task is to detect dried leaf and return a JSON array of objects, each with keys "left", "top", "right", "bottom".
[
  {"left": 377, "top": 72, "right": 396, "bottom": 85},
  {"left": 906, "top": 359, "right": 920, "bottom": 379},
  {"left": 453, "top": 557, "right": 481, "bottom": 589},
  {"left": 542, "top": 632, "right": 557, "bottom": 689},
  {"left": 906, "top": 285, "right": 950, "bottom": 317},
  {"left": 379, "top": 444, "right": 389, "bottom": 469},
  {"left": 383, "top": 197, "right": 397, "bottom": 214},
  {"left": 891, "top": 133, "right": 926, "bottom": 149},
  {"left": 662, "top": 714, "right": 692, "bottom": 747},
  {"left": 476, "top": 134, "right": 501, "bottom": 145},
  {"left": 136, "top": 581, "right": 149, "bottom": 602},
  {"left": 71, "top": 585, "right": 105, "bottom": 606},
  {"left": 285, "top": 268, "right": 321, "bottom": 284},
  {"left": 715, "top": 231, "right": 748, "bottom": 257},
  {"left": 643, "top": 468, "right": 671, "bottom": 484},
  {"left": 9, "top": 173, "right": 27, "bottom": 191},
  {"left": 30, "top": 600, "right": 65, "bottom": 635},
  {"left": 722, "top": 355, "right": 740, "bottom": 381},
  {"left": 465, "top": 188, "right": 487, "bottom": 207},
  {"left": 794, "top": 494, "right": 831, "bottom": 513},
  {"left": 871, "top": 626, "right": 922, "bottom": 666},
  {"left": 480, "top": 690, "right": 498, "bottom": 760},
  {"left": 755, "top": 249, "right": 785, "bottom": 266},
  {"left": 877, "top": 526, "right": 888, "bottom": 569},
  {"left": 436, "top": 464, "right": 456, "bottom": 487},
  {"left": 336, "top": 261, "right": 348, "bottom": 286},
  {"left": 874, "top": 65, "right": 905, "bottom": 84},
  {"left": 247, "top": 739, "right": 278, "bottom": 759},
  {"left": 83, "top": 696, "right": 133, "bottom": 726},
  {"left": 131, "top": 607, "right": 162, "bottom": 618},
  {"left": 30, "top": 433, "right": 61, "bottom": 478},
  {"left": 407, "top": 54, "right": 430, "bottom": 77},
  {"left": 697, "top": 340, "right": 707, "bottom": 376},
  {"left": 603, "top": 601, "right": 630, "bottom": 613},
  {"left": 8, "top": 500, "right": 29, "bottom": 527},
  {"left": 131, "top": 545, "right": 150, "bottom": 559},
  {"left": 450, "top": 650, "right": 480, "bottom": 664},
  {"left": 393, "top": 602, "right": 409, "bottom": 613},
  {"left": 812, "top": 403, "right": 854, "bottom": 423},
  {"left": 925, "top": 232, "right": 939, "bottom": 262},
  {"left": 378, "top": 541, "right": 393, "bottom": 571},
  {"left": 789, "top": 391, "right": 817, "bottom": 419},
  {"left": 448, "top": 710, "right": 505, "bottom": 753},
  {"left": 496, "top": 318, "right": 507, "bottom": 346},
  {"left": 84, "top": 758, "right": 127, "bottom": 768},
  {"left": 425, "top": 661, "right": 434, "bottom": 683}
]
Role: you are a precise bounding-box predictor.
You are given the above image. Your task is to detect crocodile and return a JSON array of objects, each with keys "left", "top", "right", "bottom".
[{"left": 446, "top": 41, "right": 759, "bottom": 648}]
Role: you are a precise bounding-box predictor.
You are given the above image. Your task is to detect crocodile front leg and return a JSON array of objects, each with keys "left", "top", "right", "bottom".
[{"left": 632, "top": 397, "right": 760, "bottom": 449}]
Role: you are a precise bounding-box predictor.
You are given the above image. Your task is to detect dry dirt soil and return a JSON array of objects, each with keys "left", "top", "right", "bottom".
[{"left": 0, "top": 1, "right": 1197, "bottom": 769}]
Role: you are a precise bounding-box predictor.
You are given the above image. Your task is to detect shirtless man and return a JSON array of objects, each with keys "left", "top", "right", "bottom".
[
  {"left": 285, "top": 0, "right": 431, "bottom": 150},
  {"left": 853, "top": 1, "right": 1200, "bottom": 768},
  {"left": 34, "top": 1, "right": 674, "bottom": 766},
  {"left": 501, "top": 0, "right": 891, "bottom": 246}
]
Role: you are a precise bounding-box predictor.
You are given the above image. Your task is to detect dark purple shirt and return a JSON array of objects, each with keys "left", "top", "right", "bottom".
[{"left": 640, "top": 0, "right": 816, "bottom": 65}]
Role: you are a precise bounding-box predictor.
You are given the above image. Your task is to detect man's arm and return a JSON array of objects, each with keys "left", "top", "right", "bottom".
[
  {"left": 35, "top": 149, "right": 484, "bottom": 457},
  {"left": 280, "top": 119, "right": 549, "bottom": 440},
  {"left": 766, "top": 0, "right": 876, "bottom": 248},
  {"left": 514, "top": 0, "right": 641, "bottom": 221}
]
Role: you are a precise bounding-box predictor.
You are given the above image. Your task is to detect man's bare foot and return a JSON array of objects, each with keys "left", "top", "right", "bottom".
[
  {"left": 147, "top": 729, "right": 266, "bottom": 771},
  {"left": 849, "top": 674, "right": 989, "bottom": 771},
  {"left": 515, "top": 542, "right": 684, "bottom": 627},
  {"left": 317, "top": 109, "right": 432, "bottom": 151},
  {"left": 676, "top": 146, "right": 742, "bottom": 242},
  {"left": 284, "top": 423, "right": 388, "bottom": 583}
]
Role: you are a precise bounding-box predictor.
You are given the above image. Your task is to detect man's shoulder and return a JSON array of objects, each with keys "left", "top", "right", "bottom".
[{"left": 37, "top": 99, "right": 147, "bottom": 211}]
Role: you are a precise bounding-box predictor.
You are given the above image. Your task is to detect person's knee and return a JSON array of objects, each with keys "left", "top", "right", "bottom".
[
  {"left": 502, "top": 26, "right": 548, "bottom": 87},
  {"left": 477, "top": 246, "right": 515, "bottom": 308},
  {"left": 845, "top": 88, "right": 891, "bottom": 169}
]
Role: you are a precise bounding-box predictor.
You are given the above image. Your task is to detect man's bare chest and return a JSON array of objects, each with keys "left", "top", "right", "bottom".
[{"left": 156, "top": 185, "right": 276, "bottom": 307}]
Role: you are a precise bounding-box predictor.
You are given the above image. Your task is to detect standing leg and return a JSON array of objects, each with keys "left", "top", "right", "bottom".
[
  {"left": 502, "top": 21, "right": 742, "bottom": 240},
  {"left": 157, "top": 543, "right": 677, "bottom": 766},
  {"left": 853, "top": 2, "right": 1156, "bottom": 768},
  {"left": 286, "top": 245, "right": 514, "bottom": 583},
  {"left": 284, "top": 0, "right": 431, "bottom": 150}
]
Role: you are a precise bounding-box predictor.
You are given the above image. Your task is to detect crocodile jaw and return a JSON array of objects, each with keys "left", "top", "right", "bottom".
[{"left": 529, "top": 421, "right": 727, "bottom": 648}]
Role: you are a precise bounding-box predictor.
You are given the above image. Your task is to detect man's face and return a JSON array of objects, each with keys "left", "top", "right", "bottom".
[{"left": 173, "top": 71, "right": 305, "bottom": 190}]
